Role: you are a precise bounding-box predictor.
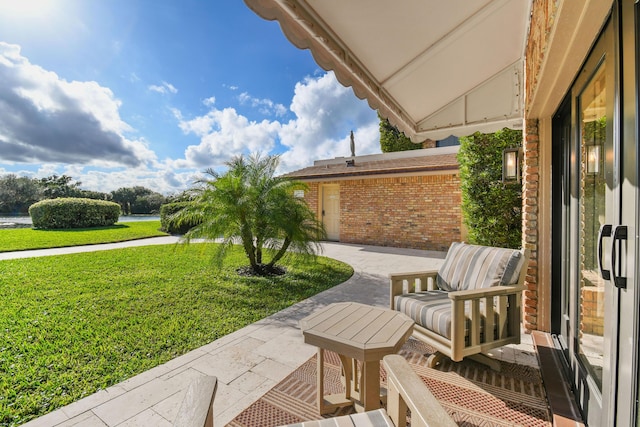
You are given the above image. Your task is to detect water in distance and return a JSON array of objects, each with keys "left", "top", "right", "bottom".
[{"left": 0, "top": 215, "right": 160, "bottom": 227}]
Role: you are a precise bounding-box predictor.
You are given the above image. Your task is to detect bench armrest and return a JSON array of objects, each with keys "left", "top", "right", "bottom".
[
  {"left": 389, "top": 269, "right": 439, "bottom": 309},
  {"left": 173, "top": 376, "right": 218, "bottom": 427},
  {"left": 384, "top": 355, "right": 456, "bottom": 427},
  {"left": 447, "top": 284, "right": 526, "bottom": 301},
  {"left": 389, "top": 270, "right": 439, "bottom": 281}
]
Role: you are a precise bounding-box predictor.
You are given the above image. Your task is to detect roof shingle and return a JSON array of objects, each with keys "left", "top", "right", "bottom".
[{"left": 284, "top": 152, "right": 458, "bottom": 180}]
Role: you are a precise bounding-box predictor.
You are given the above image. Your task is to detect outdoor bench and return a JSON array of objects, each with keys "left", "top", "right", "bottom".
[{"left": 389, "top": 242, "right": 529, "bottom": 371}]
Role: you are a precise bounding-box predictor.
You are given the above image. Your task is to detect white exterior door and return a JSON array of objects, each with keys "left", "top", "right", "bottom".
[{"left": 321, "top": 185, "right": 340, "bottom": 241}]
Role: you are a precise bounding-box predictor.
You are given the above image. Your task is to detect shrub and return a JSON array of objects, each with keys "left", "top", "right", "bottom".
[
  {"left": 458, "top": 128, "right": 522, "bottom": 249},
  {"left": 160, "top": 202, "right": 201, "bottom": 234},
  {"left": 379, "top": 115, "right": 422, "bottom": 152},
  {"left": 29, "top": 198, "right": 121, "bottom": 229}
]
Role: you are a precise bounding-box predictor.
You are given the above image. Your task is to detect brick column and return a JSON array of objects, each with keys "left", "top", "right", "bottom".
[{"left": 522, "top": 119, "right": 540, "bottom": 331}]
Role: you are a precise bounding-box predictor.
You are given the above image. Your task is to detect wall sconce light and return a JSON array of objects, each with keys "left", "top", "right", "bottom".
[
  {"left": 586, "top": 145, "right": 600, "bottom": 175},
  {"left": 502, "top": 148, "right": 521, "bottom": 183}
]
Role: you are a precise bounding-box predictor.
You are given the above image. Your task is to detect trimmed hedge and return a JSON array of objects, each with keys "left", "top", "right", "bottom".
[
  {"left": 458, "top": 128, "right": 522, "bottom": 249},
  {"left": 160, "top": 202, "right": 201, "bottom": 234},
  {"left": 29, "top": 198, "right": 121, "bottom": 229}
]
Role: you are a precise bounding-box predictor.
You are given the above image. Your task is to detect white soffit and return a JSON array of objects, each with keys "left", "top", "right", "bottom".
[{"left": 244, "top": 0, "right": 531, "bottom": 141}]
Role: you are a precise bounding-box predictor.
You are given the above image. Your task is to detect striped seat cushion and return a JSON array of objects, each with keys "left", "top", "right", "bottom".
[
  {"left": 394, "top": 291, "right": 497, "bottom": 341},
  {"left": 394, "top": 290, "right": 452, "bottom": 338},
  {"left": 282, "top": 408, "right": 393, "bottom": 426},
  {"left": 436, "top": 242, "right": 524, "bottom": 292}
]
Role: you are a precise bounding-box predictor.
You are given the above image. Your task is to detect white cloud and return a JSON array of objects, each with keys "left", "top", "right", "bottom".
[
  {"left": 148, "top": 81, "right": 178, "bottom": 95},
  {"left": 172, "top": 107, "right": 281, "bottom": 168},
  {"left": 170, "top": 71, "right": 379, "bottom": 176},
  {"left": 238, "top": 92, "right": 287, "bottom": 117},
  {"left": 77, "top": 166, "right": 198, "bottom": 194},
  {"left": 277, "top": 72, "right": 380, "bottom": 172},
  {"left": 0, "top": 42, "right": 149, "bottom": 167},
  {"left": 0, "top": 48, "right": 379, "bottom": 196}
]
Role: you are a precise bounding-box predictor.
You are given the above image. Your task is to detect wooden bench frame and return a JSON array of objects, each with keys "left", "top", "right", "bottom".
[
  {"left": 384, "top": 354, "right": 456, "bottom": 427},
  {"left": 390, "top": 248, "right": 530, "bottom": 371},
  {"left": 174, "top": 357, "right": 456, "bottom": 427},
  {"left": 279, "top": 354, "right": 456, "bottom": 427}
]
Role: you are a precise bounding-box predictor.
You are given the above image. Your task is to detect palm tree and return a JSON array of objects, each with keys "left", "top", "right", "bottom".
[{"left": 170, "top": 154, "right": 326, "bottom": 275}]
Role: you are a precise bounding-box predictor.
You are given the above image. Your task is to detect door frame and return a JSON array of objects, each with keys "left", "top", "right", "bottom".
[{"left": 614, "top": 0, "right": 639, "bottom": 422}]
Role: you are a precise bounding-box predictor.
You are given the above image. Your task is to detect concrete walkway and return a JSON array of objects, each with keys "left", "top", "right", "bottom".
[{"left": 12, "top": 239, "right": 537, "bottom": 427}]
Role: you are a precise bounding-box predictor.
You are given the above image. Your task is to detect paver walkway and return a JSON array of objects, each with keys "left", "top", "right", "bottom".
[{"left": 12, "top": 238, "right": 537, "bottom": 427}]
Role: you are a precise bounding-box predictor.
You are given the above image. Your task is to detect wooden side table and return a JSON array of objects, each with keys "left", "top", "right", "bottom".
[{"left": 299, "top": 302, "right": 414, "bottom": 414}]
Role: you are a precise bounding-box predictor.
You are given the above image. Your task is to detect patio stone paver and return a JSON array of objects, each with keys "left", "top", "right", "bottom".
[{"left": 13, "top": 238, "right": 537, "bottom": 427}]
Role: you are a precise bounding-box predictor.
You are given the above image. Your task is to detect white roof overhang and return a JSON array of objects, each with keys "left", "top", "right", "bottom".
[{"left": 244, "top": 0, "right": 531, "bottom": 142}]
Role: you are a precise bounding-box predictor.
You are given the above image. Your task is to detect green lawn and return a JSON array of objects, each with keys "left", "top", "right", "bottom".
[
  {"left": 0, "top": 244, "right": 352, "bottom": 426},
  {"left": 0, "top": 221, "right": 167, "bottom": 252}
]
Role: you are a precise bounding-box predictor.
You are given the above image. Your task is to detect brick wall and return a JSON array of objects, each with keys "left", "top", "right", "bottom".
[
  {"left": 301, "top": 173, "right": 461, "bottom": 251},
  {"left": 303, "top": 183, "right": 319, "bottom": 217},
  {"left": 522, "top": 119, "right": 540, "bottom": 331},
  {"left": 525, "top": 0, "right": 557, "bottom": 113},
  {"left": 522, "top": 0, "right": 557, "bottom": 331}
]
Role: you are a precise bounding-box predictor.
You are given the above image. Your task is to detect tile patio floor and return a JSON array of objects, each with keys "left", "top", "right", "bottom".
[{"left": 12, "top": 239, "right": 538, "bottom": 427}]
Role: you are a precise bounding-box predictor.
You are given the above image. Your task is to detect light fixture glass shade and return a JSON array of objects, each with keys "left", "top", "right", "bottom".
[
  {"left": 587, "top": 145, "right": 600, "bottom": 174},
  {"left": 502, "top": 148, "right": 520, "bottom": 182}
]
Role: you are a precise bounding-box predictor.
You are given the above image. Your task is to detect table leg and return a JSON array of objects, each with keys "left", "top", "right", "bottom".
[
  {"left": 361, "top": 360, "right": 381, "bottom": 411},
  {"left": 317, "top": 349, "right": 352, "bottom": 415},
  {"left": 316, "top": 348, "right": 325, "bottom": 414},
  {"left": 338, "top": 355, "right": 352, "bottom": 400}
]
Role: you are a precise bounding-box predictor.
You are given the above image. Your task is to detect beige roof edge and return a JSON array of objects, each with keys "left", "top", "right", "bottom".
[
  {"left": 244, "top": 0, "right": 531, "bottom": 142},
  {"left": 243, "top": 0, "right": 420, "bottom": 141}
]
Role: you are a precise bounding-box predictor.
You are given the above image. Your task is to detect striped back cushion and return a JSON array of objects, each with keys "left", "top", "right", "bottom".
[{"left": 436, "top": 242, "right": 524, "bottom": 291}]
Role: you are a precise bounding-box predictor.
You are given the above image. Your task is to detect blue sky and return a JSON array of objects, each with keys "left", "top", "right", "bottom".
[{"left": 0, "top": 0, "right": 380, "bottom": 194}]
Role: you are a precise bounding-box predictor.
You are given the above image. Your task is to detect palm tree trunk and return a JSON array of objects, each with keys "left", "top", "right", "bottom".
[
  {"left": 256, "top": 237, "right": 263, "bottom": 264},
  {"left": 240, "top": 226, "right": 257, "bottom": 268},
  {"left": 267, "top": 236, "right": 291, "bottom": 267}
]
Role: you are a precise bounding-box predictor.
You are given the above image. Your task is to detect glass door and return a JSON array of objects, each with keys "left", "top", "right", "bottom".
[
  {"left": 576, "top": 57, "right": 609, "bottom": 394},
  {"left": 558, "top": 17, "right": 617, "bottom": 426},
  {"left": 573, "top": 27, "right": 615, "bottom": 424},
  {"left": 555, "top": 3, "right": 640, "bottom": 424}
]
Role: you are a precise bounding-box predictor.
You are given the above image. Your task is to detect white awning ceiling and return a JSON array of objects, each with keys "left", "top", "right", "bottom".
[{"left": 244, "top": 0, "right": 531, "bottom": 142}]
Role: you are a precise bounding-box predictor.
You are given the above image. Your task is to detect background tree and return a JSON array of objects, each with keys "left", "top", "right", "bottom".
[
  {"left": 379, "top": 114, "right": 422, "bottom": 152},
  {"left": 171, "top": 154, "right": 326, "bottom": 275},
  {"left": 111, "top": 187, "right": 137, "bottom": 215},
  {"left": 131, "top": 191, "right": 166, "bottom": 214},
  {"left": 112, "top": 186, "right": 165, "bottom": 215},
  {"left": 0, "top": 173, "right": 163, "bottom": 216},
  {"left": 458, "top": 128, "right": 522, "bottom": 248},
  {"left": 39, "top": 175, "right": 82, "bottom": 199},
  {"left": 0, "top": 174, "right": 42, "bottom": 214},
  {"left": 77, "top": 189, "right": 112, "bottom": 201}
]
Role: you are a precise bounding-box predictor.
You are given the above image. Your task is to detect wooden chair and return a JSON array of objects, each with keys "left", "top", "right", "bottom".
[
  {"left": 174, "top": 359, "right": 453, "bottom": 427},
  {"left": 280, "top": 354, "right": 456, "bottom": 427},
  {"left": 173, "top": 376, "right": 218, "bottom": 427},
  {"left": 390, "top": 242, "right": 530, "bottom": 371}
]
